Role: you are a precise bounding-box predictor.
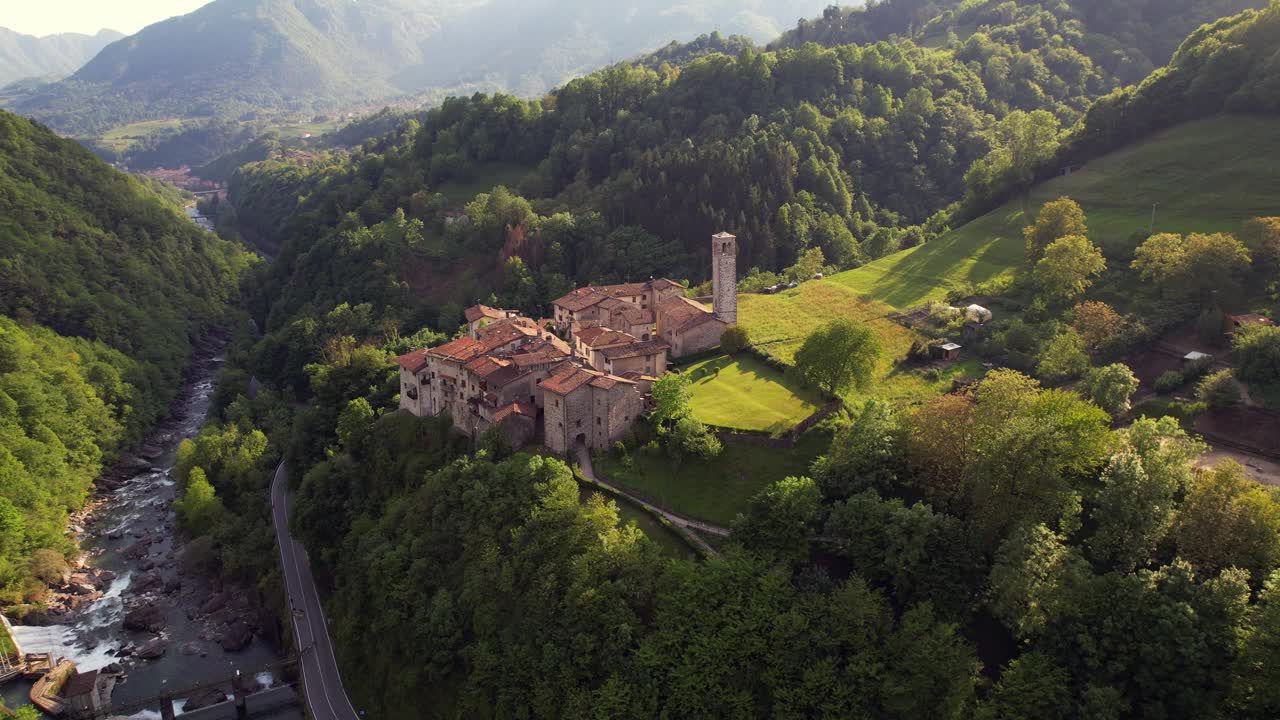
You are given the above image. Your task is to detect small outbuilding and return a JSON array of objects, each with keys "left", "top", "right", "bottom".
[
  {"left": 1229, "top": 313, "right": 1275, "bottom": 333},
  {"left": 965, "top": 304, "right": 993, "bottom": 324},
  {"left": 939, "top": 342, "right": 962, "bottom": 361},
  {"left": 1183, "top": 351, "right": 1212, "bottom": 364}
]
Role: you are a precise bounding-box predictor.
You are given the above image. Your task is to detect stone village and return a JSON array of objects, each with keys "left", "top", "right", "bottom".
[{"left": 395, "top": 232, "right": 740, "bottom": 454}]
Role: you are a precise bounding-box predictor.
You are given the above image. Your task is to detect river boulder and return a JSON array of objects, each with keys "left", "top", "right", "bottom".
[
  {"left": 136, "top": 637, "right": 169, "bottom": 660},
  {"left": 183, "top": 687, "right": 228, "bottom": 712},
  {"left": 219, "top": 622, "right": 253, "bottom": 652},
  {"left": 123, "top": 604, "right": 167, "bottom": 632}
]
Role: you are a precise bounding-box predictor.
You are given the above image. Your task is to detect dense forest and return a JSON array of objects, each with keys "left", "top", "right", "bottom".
[{"left": 0, "top": 110, "right": 251, "bottom": 597}]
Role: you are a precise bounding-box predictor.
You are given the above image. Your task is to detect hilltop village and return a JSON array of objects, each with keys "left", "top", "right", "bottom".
[{"left": 396, "top": 232, "right": 740, "bottom": 454}]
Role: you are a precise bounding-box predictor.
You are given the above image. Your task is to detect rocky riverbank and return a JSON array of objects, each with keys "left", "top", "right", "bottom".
[{"left": 3, "top": 335, "right": 289, "bottom": 714}]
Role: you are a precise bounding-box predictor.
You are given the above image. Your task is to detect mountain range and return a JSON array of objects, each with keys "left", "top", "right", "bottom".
[
  {"left": 8, "top": 0, "right": 829, "bottom": 134},
  {"left": 0, "top": 27, "right": 124, "bottom": 86}
]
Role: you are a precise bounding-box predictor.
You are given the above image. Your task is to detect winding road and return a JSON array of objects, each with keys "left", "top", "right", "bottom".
[{"left": 271, "top": 462, "right": 362, "bottom": 720}]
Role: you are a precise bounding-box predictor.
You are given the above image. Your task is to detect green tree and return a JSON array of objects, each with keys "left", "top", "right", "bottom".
[
  {"left": 1070, "top": 301, "right": 1125, "bottom": 357},
  {"left": 812, "top": 399, "right": 903, "bottom": 501},
  {"left": 792, "top": 318, "right": 882, "bottom": 395},
  {"left": 1080, "top": 363, "right": 1139, "bottom": 416},
  {"left": 977, "top": 651, "right": 1071, "bottom": 720},
  {"left": 720, "top": 325, "right": 751, "bottom": 354},
  {"left": 1032, "top": 235, "right": 1105, "bottom": 304},
  {"left": 668, "top": 415, "right": 721, "bottom": 462},
  {"left": 650, "top": 372, "right": 692, "bottom": 427},
  {"left": 1133, "top": 232, "right": 1252, "bottom": 300},
  {"left": 1036, "top": 330, "right": 1088, "bottom": 384},
  {"left": 1197, "top": 369, "right": 1242, "bottom": 410},
  {"left": 1233, "top": 325, "right": 1280, "bottom": 386},
  {"left": 174, "top": 467, "right": 227, "bottom": 537},
  {"left": 732, "top": 475, "right": 821, "bottom": 564},
  {"left": 1173, "top": 461, "right": 1280, "bottom": 585},
  {"left": 988, "top": 524, "right": 1086, "bottom": 640},
  {"left": 336, "top": 397, "right": 376, "bottom": 451},
  {"left": 1232, "top": 571, "right": 1280, "bottom": 718},
  {"left": 1023, "top": 197, "right": 1088, "bottom": 265}
]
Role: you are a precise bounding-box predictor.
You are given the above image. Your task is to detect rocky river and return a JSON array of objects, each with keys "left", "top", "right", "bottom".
[{"left": 1, "top": 343, "right": 301, "bottom": 718}]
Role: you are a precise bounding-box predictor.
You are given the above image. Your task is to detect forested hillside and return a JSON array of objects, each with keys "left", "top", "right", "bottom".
[
  {"left": 0, "top": 110, "right": 252, "bottom": 598},
  {"left": 221, "top": 0, "right": 1277, "bottom": 400},
  {"left": 0, "top": 27, "right": 122, "bottom": 86}
]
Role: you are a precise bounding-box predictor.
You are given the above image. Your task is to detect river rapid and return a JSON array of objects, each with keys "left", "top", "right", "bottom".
[{"left": 2, "top": 343, "right": 301, "bottom": 718}]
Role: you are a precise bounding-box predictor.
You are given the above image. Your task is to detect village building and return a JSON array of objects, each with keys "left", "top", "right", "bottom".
[
  {"left": 1229, "top": 313, "right": 1275, "bottom": 333},
  {"left": 397, "top": 231, "right": 738, "bottom": 454}
]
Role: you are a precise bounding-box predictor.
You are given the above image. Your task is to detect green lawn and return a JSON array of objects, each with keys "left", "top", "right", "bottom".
[
  {"left": 682, "top": 354, "right": 823, "bottom": 432},
  {"left": 594, "top": 430, "right": 831, "bottom": 526},
  {"left": 435, "top": 162, "right": 534, "bottom": 204},
  {"left": 92, "top": 118, "right": 189, "bottom": 152}
]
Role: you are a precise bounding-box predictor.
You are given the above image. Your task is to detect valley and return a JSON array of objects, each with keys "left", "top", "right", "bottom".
[{"left": 1, "top": 0, "right": 1280, "bottom": 718}]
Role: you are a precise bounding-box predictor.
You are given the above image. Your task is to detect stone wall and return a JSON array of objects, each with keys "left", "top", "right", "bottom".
[
  {"left": 672, "top": 318, "right": 726, "bottom": 358},
  {"left": 712, "top": 234, "right": 738, "bottom": 325}
]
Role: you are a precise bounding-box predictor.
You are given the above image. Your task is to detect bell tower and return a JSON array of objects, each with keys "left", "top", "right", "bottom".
[{"left": 711, "top": 231, "right": 738, "bottom": 325}]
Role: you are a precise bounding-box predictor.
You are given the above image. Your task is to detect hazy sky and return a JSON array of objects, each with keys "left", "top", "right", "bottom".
[{"left": 4, "top": 0, "right": 212, "bottom": 37}]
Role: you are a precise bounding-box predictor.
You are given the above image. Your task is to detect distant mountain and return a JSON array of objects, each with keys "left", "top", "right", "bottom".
[
  {"left": 11, "top": 0, "right": 831, "bottom": 134},
  {"left": 0, "top": 27, "right": 123, "bottom": 86}
]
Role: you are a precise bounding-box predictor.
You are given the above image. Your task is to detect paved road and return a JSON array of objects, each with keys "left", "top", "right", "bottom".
[{"left": 271, "top": 462, "right": 362, "bottom": 720}]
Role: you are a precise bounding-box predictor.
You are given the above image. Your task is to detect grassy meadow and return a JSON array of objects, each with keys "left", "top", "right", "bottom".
[
  {"left": 736, "top": 116, "right": 1279, "bottom": 406},
  {"left": 682, "top": 354, "right": 824, "bottom": 432}
]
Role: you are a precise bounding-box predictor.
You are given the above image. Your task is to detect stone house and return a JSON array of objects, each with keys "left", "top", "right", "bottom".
[
  {"left": 552, "top": 278, "right": 684, "bottom": 336},
  {"left": 464, "top": 304, "right": 511, "bottom": 338},
  {"left": 655, "top": 296, "right": 726, "bottom": 358},
  {"left": 541, "top": 363, "right": 643, "bottom": 455}
]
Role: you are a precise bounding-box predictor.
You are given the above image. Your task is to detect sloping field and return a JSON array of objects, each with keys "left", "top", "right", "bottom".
[
  {"left": 823, "top": 115, "right": 1280, "bottom": 311},
  {"left": 683, "top": 354, "right": 824, "bottom": 432},
  {"left": 737, "top": 116, "right": 1280, "bottom": 406}
]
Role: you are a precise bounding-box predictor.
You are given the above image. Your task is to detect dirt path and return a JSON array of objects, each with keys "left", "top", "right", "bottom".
[
  {"left": 574, "top": 444, "right": 728, "bottom": 556},
  {"left": 1198, "top": 446, "right": 1280, "bottom": 486}
]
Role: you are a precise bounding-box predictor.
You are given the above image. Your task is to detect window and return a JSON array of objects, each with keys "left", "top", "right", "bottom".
[
  {"left": 555, "top": 399, "right": 560, "bottom": 407},
  {"left": 576, "top": 420, "right": 582, "bottom": 428},
  {"left": 596, "top": 417, "right": 601, "bottom": 426}
]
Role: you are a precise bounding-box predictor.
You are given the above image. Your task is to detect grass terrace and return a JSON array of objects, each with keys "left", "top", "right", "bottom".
[
  {"left": 594, "top": 429, "right": 832, "bottom": 527},
  {"left": 681, "top": 354, "right": 824, "bottom": 433}
]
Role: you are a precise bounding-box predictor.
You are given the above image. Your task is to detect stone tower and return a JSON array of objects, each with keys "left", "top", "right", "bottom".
[{"left": 711, "top": 231, "right": 738, "bottom": 325}]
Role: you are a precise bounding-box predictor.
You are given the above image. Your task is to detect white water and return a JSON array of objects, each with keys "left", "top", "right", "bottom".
[{"left": 10, "top": 572, "right": 134, "bottom": 670}]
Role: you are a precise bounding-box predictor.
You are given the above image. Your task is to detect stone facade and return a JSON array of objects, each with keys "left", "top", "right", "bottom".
[{"left": 711, "top": 232, "right": 738, "bottom": 325}]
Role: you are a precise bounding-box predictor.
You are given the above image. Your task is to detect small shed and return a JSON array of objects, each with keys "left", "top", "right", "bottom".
[
  {"left": 939, "top": 342, "right": 962, "bottom": 361},
  {"left": 1229, "top": 313, "right": 1275, "bottom": 333},
  {"left": 1183, "top": 351, "right": 1212, "bottom": 365}
]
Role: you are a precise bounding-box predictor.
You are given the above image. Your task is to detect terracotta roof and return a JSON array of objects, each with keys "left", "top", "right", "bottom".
[
  {"left": 650, "top": 278, "right": 684, "bottom": 291},
  {"left": 486, "top": 363, "right": 532, "bottom": 387},
  {"left": 395, "top": 349, "right": 430, "bottom": 373},
  {"left": 464, "top": 355, "right": 511, "bottom": 379},
  {"left": 477, "top": 320, "right": 538, "bottom": 351},
  {"left": 541, "top": 364, "right": 596, "bottom": 396},
  {"left": 613, "top": 306, "right": 654, "bottom": 326},
  {"left": 601, "top": 339, "right": 670, "bottom": 360},
  {"left": 465, "top": 304, "right": 506, "bottom": 323},
  {"left": 427, "top": 336, "right": 485, "bottom": 362},
  {"left": 576, "top": 327, "right": 636, "bottom": 349},
  {"left": 510, "top": 347, "right": 570, "bottom": 367},
  {"left": 657, "top": 296, "right": 719, "bottom": 333},
  {"left": 493, "top": 402, "right": 538, "bottom": 424},
  {"left": 1231, "top": 313, "right": 1275, "bottom": 327},
  {"left": 553, "top": 287, "right": 611, "bottom": 313}
]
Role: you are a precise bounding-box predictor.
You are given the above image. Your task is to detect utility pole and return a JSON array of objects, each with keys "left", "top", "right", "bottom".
[{"left": 1149, "top": 203, "right": 1158, "bottom": 235}]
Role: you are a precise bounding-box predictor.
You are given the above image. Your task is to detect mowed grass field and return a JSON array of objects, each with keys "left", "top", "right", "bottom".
[
  {"left": 92, "top": 118, "right": 188, "bottom": 152},
  {"left": 682, "top": 354, "right": 824, "bottom": 432}
]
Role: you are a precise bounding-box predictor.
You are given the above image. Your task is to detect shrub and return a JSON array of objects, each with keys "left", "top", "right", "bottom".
[
  {"left": 1154, "top": 370, "right": 1185, "bottom": 394},
  {"left": 721, "top": 326, "right": 751, "bottom": 354},
  {"left": 1233, "top": 325, "right": 1280, "bottom": 386},
  {"left": 1081, "top": 363, "right": 1140, "bottom": 417},
  {"left": 1197, "top": 370, "right": 1242, "bottom": 410},
  {"left": 29, "top": 549, "right": 69, "bottom": 585}
]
